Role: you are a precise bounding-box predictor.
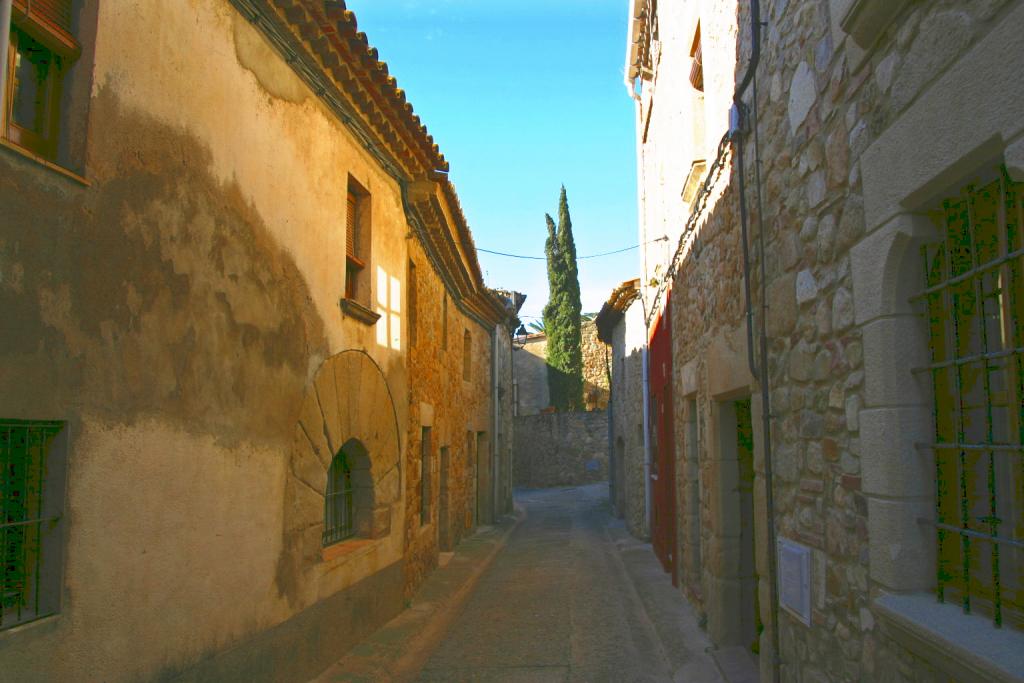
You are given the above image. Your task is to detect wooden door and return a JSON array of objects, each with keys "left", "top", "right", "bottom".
[{"left": 649, "top": 297, "right": 677, "bottom": 583}]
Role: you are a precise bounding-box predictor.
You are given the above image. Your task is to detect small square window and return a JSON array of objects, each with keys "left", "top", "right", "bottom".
[
  {"left": 3, "top": 2, "right": 82, "bottom": 163},
  {"left": 1, "top": 420, "right": 67, "bottom": 631},
  {"left": 344, "top": 177, "right": 371, "bottom": 307}
]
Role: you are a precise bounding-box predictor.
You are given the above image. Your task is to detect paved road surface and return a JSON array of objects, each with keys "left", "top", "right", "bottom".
[{"left": 414, "top": 484, "right": 736, "bottom": 682}]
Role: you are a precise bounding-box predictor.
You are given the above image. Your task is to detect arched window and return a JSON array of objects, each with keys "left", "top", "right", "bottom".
[
  {"left": 323, "top": 449, "right": 354, "bottom": 545},
  {"left": 323, "top": 439, "right": 374, "bottom": 546}
]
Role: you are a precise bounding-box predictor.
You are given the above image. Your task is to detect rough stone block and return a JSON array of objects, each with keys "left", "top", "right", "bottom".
[
  {"left": 767, "top": 272, "right": 797, "bottom": 337},
  {"left": 788, "top": 61, "right": 816, "bottom": 134},
  {"left": 796, "top": 269, "right": 818, "bottom": 305}
]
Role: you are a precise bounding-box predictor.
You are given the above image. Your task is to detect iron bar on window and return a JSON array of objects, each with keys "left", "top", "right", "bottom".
[
  {"left": 915, "top": 168, "right": 1024, "bottom": 629},
  {"left": 1, "top": 420, "right": 63, "bottom": 630},
  {"left": 910, "top": 243, "right": 1024, "bottom": 302},
  {"left": 322, "top": 451, "right": 354, "bottom": 546},
  {"left": 919, "top": 518, "right": 1024, "bottom": 551}
]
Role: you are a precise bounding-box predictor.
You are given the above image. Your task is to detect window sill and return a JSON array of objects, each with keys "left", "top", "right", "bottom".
[
  {"left": 874, "top": 592, "right": 1024, "bottom": 683},
  {"left": 339, "top": 298, "right": 381, "bottom": 326},
  {"left": 0, "top": 612, "right": 61, "bottom": 639},
  {"left": 0, "top": 138, "right": 89, "bottom": 187},
  {"left": 321, "top": 537, "right": 376, "bottom": 564}
]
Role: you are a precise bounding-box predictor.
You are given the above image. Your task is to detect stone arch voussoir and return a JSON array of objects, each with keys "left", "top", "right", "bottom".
[{"left": 287, "top": 349, "right": 402, "bottom": 544}]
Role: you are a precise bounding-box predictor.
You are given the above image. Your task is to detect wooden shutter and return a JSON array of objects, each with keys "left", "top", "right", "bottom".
[
  {"left": 689, "top": 23, "right": 703, "bottom": 92},
  {"left": 346, "top": 192, "right": 357, "bottom": 259},
  {"left": 12, "top": 0, "right": 79, "bottom": 56}
]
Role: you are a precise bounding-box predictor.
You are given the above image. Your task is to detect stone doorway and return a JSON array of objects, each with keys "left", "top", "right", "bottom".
[
  {"left": 733, "top": 397, "right": 759, "bottom": 655},
  {"left": 709, "top": 396, "right": 760, "bottom": 655},
  {"left": 475, "top": 431, "right": 490, "bottom": 525},
  {"left": 439, "top": 446, "right": 452, "bottom": 551}
]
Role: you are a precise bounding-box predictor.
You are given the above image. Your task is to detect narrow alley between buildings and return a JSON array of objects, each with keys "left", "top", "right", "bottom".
[{"left": 318, "top": 484, "right": 758, "bottom": 683}]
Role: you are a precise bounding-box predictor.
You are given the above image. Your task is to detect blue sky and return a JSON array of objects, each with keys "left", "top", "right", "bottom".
[{"left": 344, "top": 0, "right": 639, "bottom": 323}]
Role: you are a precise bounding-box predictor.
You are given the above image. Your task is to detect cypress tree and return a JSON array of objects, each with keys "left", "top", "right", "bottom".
[
  {"left": 542, "top": 213, "right": 565, "bottom": 407},
  {"left": 543, "top": 187, "right": 584, "bottom": 411},
  {"left": 555, "top": 186, "right": 583, "bottom": 409}
]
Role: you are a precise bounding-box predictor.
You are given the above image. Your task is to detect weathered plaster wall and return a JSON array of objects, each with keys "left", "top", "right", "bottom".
[
  {"left": 638, "top": 0, "right": 1024, "bottom": 680},
  {"left": 513, "top": 412, "right": 609, "bottom": 489},
  {"left": 609, "top": 302, "right": 647, "bottom": 538},
  {"left": 513, "top": 335, "right": 549, "bottom": 416},
  {"left": 0, "top": 0, "right": 429, "bottom": 679}
]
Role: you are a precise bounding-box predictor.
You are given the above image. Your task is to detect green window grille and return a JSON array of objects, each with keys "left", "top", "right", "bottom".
[
  {"left": 1, "top": 419, "right": 65, "bottom": 630},
  {"left": 323, "top": 449, "right": 354, "bottom": 546},
  {"left": 915, "top": 166, "right": 1024, "bottom": 629}
]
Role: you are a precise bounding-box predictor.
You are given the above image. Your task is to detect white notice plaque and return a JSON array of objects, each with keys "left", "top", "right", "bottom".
[{"left": 777, "top": 538, "right": 812, "bottom": 626}]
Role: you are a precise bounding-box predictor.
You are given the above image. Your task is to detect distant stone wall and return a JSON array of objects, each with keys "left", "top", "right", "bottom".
[
  {"left": 513, "top": 335, "right": 549, "bottom": 416},
  {"left": 581, "top": 320, "right": 610, "bottom": 410},
  {"left": 513, "top": 411, "right": 609, "bottom": 488},
  {"left": 514, "top": 322, "right": 610, "bottom": 415}
]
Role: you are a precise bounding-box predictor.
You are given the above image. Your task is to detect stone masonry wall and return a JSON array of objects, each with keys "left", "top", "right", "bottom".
[
  {"left": 609, "top": 303, "right": 647, "bottom": 539},
  {"left": 514, "top": 322, "right": 610, "bottom": 415},
  {"left": 513, "top": 335, "right": 549, "bottom": 416},
  {"left": 638, "top": 0, "right": 1024, "bottom": 681},
  {"left": 581, "top": 320, "right": 610, "bottom": 410},
  {"left": 513, "top": 412, "right": 609, "bottom": 489},
  {"left": 405, "top": 241, "right": 495, "bottom": 599}
]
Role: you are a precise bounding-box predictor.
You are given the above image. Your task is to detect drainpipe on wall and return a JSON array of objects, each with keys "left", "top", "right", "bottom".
[
  {"left": 0, "top": 0, "right": 12, "bottom": 131},
  {"left": 508, "top": 327, "right": 515, "bottom": 513},
  {"left": 641, "top": 345, "right": 652, "bottom": 539},
  {"left": 491, "top": 326, "right": 499, "bottom": 523},
  {"left": 733, "top": 2, "right": 780, "bottom": 682},
  {"left": 604, "top": 343, "right": 614, "bottom": 507}
]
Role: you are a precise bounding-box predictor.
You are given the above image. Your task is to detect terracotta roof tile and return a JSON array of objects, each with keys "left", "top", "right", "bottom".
[{"left": 271, "top": 0, "right": 449, "bottom": 174}]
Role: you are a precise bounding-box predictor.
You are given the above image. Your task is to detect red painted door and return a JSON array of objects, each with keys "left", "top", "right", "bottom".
[{"left": 649, "top": 295, "right": 677, "bottom": 584}]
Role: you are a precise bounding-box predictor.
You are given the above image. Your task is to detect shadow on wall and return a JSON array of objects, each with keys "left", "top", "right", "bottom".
[{"left": 514, "top": 341, "right": 609, "bottom": 415}]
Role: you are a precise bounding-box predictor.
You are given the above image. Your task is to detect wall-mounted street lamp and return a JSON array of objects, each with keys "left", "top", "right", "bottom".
[{"left": 512, "top": 323, "right": 528, "bottom": 350}]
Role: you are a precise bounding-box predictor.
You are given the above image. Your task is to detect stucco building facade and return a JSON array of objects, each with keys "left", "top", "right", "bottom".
[
  {"left": 626, "top": 0, "right": 1024, "bottom": 681},
  {"left": 0, "top": 1, "right": 515, "bottom": 680},
  {"left": 596, "top": 279, "right": 647, "bottom": 538}
]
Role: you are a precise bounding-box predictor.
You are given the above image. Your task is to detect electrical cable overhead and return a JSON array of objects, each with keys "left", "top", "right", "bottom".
[{"left": 476, "top": 236, "right": 667, "bottom": 261}]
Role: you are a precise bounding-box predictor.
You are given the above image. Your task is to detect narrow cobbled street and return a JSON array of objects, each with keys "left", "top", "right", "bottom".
[
  {"left": 369, "top": 483, "right": 751, "bottom": 683},
  {"left": 319, "top": 484, "right": 760, "bottom": 682}
]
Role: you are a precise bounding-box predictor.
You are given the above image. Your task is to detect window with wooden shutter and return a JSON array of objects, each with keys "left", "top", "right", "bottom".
[
  {"left": 346, "top": 191, "right": 358, "bottom": 262},
  {"left": 12, "top": 0, "right": 78, "bottom": 56},
  {"left": 689, "top": 23, "right": 703, "bottom": 92},
  {"left": 344, "top": 177, "right": 370, "bottom": 305},
  {"left": 4, "top": 0, "right": 81, "bottom": 162}
]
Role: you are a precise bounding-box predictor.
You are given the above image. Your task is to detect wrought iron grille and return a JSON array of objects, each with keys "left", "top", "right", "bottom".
[
  {"left": 323, "top": 450, "right": 354, "bottom": 546},
  {"left": 915, "top": 166, "right": 1024, "bottom": 629},
  {"left": 1, "top": 420, "right": 64, "bottom": 630}
]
